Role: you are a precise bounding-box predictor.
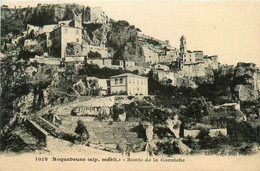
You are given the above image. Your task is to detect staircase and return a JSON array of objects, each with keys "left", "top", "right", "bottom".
[{"left": 31, "top": 116, "right": 59, "bottom": 137}]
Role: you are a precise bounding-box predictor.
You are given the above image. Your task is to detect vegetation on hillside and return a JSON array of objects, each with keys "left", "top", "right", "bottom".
[{"left": 78, "top": 63, "right": 138, "bottom": 79}]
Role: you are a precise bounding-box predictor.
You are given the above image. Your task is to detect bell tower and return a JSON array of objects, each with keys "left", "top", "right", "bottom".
[{"left": 180, "top": 35, "right": 187, "bottom": 57}]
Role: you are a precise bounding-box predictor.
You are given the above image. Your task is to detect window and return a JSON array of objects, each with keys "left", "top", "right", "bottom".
[
  {"left": 120, "top": 77, "right": 123, "bottom": 84},
  {"left": 137, "top": 79, "right": 139, "bottom": 84},
  {"left": 76, "top": 38, "right": 79, "bottom": 42},
  {"left": 115, "top": 78, "right": 118, "bottom": 85},
  {"left": 141, "top": 79, "right": 143, "bottom": 85},
  {"left": 129, "top": 78, "right": 131, "bottom": 84}
]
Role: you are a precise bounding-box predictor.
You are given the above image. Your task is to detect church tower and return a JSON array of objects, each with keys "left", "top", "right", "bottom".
[{"left": 180, "top": 35, "right": 187, "bottom": 58}]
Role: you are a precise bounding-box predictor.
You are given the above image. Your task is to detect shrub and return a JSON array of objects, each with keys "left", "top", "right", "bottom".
[
  {"left": 74, "top": 120, "right": 89, "bottom": 143},
  {"left": 113, "top": 104, "right": 125, "bottom": 121},
  {"left": 227, "top": 119, "right": 256, "bottom": 146},
  {"left": 156, "top": 140, "right": 181, "bottom": 155},
  {"left": 196, "top": 128, "right": 212, "bottom": 149},
  {"left": 238, "top": 143, "right": 259, "bottom": 155},
  {"left": 182, "top": 136, "right": 199, "bottom": 151},
  {"left": 96, "top": 114, "right": 111, "bottom": 121},
  {"left": 88, "top": 51, "right": 101, "bottom": 58},
  {"left": 59, "top": 131, "right": 77, "bottom": 143}
]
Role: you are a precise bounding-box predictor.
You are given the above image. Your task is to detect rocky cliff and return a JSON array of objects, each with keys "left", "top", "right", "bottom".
[
  {"left": 107, "top": 20, "right": 144, "bottom": 64},
  {"left": 1, "top": 4, "right": 85, "bottom": 36},
  {"left": 1, "top": 4, "right": 144, "bottom": 63},
  {"left": 233, "top": 62, "right": 259, "bottom": 101},
  {"left": 0, "top": 61, "right": 77, "bottom": 129}
]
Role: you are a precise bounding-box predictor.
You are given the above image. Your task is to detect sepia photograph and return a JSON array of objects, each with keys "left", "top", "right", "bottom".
[{"left": 0, "top": 0, "right": 260, "bottom": 170}]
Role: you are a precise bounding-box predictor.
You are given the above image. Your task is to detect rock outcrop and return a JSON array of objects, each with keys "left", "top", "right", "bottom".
[
  {"left": 1, "top": 4, "right": 144, "bottom": 64},
  {"left": 233, "top": 62, "right": 258, "bottom": 101}
]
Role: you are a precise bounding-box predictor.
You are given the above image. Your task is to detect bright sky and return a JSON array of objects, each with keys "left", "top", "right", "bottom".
[{"left": 2, "top": 1, "right": 260, "bottom": 67}]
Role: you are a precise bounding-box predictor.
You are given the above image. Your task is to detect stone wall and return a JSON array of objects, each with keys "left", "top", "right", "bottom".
[
  {"left": 183, "top": 128, "right": 227, "bottom": 138},
  {"left": 25, "top": 119, "right": 49, "bottom": 147}
]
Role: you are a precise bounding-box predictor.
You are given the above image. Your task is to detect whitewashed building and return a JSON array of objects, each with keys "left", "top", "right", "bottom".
[{"left": 109, "top": 73, "right": 148, "bottom": 95}]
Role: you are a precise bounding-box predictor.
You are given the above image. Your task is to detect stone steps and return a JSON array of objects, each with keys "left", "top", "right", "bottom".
[{"left": 32, "top": 116, "right": 59, "bottom": 137}]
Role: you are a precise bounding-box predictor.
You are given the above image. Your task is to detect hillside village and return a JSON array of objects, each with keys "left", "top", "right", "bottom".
[
  {"left": 1, "top": 4, "right": 260, "bottom": 156},
  {"left": 2, "top": 4, "right": 221, "bottom": 89}
]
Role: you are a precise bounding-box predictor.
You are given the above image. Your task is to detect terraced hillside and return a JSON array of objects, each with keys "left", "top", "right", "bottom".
[{"left": 59, "top": 118, "right": 146, "bottom": 152}]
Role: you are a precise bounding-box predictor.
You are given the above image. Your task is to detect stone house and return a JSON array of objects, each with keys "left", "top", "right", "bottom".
[
  {"left": 86, "top": 76, "right": 109, "bottom": 95},
  {"left": 154, "top": 70, "right": 176, "bottom": 86},
  {"left": 152, "top": 63, "right": 169, "bottom": 71},
  {"left": 49, "top": 16, "right": 82, "bottom": 58},
  {"left": 183, "top": 52, "right": 196, "bottom": 64},
  {"left": 142, "top": 46, "right": 159, "bottom": 64},
  {"left": 193, "top": 51, "right": 204, "bottom": 62},
  {"left": 82, "top": 44, "right": 108, "bottom": 58},
  {"left": 37, "top": 24, "right": 57, "bottom": 51},
  {"left": 49, "top": 25, "right": 82, "bottom": 58},
  {"left": 143, "top": 63, "right": 152, "bottom": 75},
  {"left": 113, "top": 60, "right": 136, "bottom": 70}
]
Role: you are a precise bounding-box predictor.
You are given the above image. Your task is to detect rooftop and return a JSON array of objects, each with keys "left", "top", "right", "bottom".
[{"left": 110, "top": 73, "right": 148, "bottom": 79}]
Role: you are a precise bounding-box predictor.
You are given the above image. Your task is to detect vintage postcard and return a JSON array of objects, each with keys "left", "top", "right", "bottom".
[{"left": 0, "top": 0, "right": 260, "bottom": 170}]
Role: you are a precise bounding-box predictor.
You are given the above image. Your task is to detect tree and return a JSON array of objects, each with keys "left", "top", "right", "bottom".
[
  {"left": 27, "top": 30, "right": 36, "bottom": 39},
  {"left": 182, "top": 97, "right": 212, "bottom": 122},
  {"left": 74, "top": 120, "right": 89, "bottom": 143},
  {"left": 87, "top": 51, "right": 101, "bottom": 58},
  {"left": 196, "top": 128, "right": 212, "bottom": 149}
]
